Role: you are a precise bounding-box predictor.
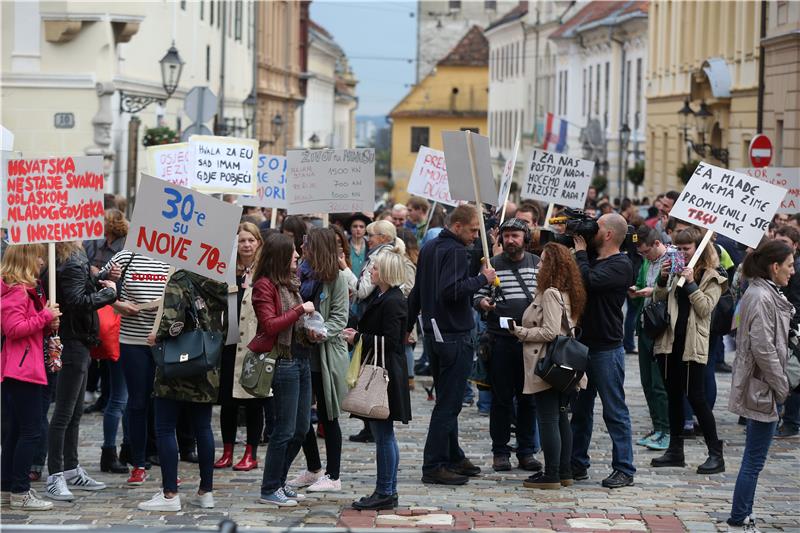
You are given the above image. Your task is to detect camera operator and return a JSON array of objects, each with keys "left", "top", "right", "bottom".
[
  {"left": 570, "top": 213, "right": 637, "bottom": 489},
  {"left": 473, "top": 219, "right": 542, "bottom": 473}
]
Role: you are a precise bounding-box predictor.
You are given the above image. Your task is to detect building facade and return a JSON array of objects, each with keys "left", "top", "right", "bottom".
[{"left": 645, "top": 0, "right": 762, "bottom": 194}]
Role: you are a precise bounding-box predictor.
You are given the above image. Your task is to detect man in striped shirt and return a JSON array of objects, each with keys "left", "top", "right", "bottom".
[{"left": 473, "top": 218, "right": 541, "bottom": 473}]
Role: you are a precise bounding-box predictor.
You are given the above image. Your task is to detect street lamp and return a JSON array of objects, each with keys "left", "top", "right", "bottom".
[
  {"left": 120, "top": 42, "right": 185, "bottom": 113},
  {"left": 271, "top": 114, "right": 285, "bottom": 143},
  {"left": 676, "top": 99, "right": 729, "bottom": 167},
  {"left": 242, "top": 91, "right": 256, "bottom": 137}
]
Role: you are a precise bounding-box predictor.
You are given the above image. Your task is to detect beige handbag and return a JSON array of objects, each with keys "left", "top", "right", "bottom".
[{"left": 342, "top": 335, "right": 390, "bottom": 420}]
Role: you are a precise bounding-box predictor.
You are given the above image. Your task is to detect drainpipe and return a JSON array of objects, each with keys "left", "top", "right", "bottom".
[
  {"left": 757, "top": 0, "right": 767, "bottom": 133},
  {"left": 218, "top": 2, "right": 227, "bottom": 135},
  {"left": 611, "top": 31, "right": 626, "bottom": 200},
  {"left": 531, "top": 7, "right": 540, "bottom": 145}
]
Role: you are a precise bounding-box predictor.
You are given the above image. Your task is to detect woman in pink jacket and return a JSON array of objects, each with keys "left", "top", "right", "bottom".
[{"left": 1, "top": 244, "right": 61, "bottom": 511}]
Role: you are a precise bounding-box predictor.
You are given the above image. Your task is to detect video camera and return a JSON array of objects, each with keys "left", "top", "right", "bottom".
[{"left": 539, "top": 207, "right": 638, "bottom": 254}]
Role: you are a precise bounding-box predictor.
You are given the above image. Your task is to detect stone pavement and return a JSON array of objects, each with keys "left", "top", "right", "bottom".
[{"left": 2, "top": 352, "right": 799, "bottom": 531}]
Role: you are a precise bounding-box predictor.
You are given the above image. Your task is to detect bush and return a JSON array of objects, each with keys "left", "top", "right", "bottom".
[
  {"left": 143, "top": 126, "right": 179, "bottom": 147},
  {"left": 676, "top": 160, "right": 701, "bottom": 185},
  {"left": 591, "top": 174, "right": 608, "bottom": 193}
]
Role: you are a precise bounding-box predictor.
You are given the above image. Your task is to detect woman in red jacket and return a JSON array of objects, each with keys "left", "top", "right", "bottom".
[
  {"left": 1, "top": 244, "right": 61, "bottom": 511},
  {"left": 251, "top": 233, "right": 315, "bottom": 507}
]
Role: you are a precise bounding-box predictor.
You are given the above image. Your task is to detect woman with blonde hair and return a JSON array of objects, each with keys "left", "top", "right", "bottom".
[{"left": 1, "top": 244, "right": 61, "bottom": 510}]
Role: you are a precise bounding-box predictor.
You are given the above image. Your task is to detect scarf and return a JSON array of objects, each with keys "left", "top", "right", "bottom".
[{"left": 276, "top": 276, "right": 303, "bottom": 350}]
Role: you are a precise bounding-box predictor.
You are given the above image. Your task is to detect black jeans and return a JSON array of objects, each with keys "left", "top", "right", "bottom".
[
  {"left": 301, "top": 371, "right": 342, "bottom": 479},
  {"left": 535, "top": 387, "right": 573, "bottom": 479},
  {"left": 489, "top": 334, "right": 537, "bottom": 457},
  {"left": 219, "top": 345, "right": 264, "bottom": 448},
  {"left": 48, "top": 339, "right": 91, "bottom": 474},
  {"left": 657, "top": 354, "right": 719, "bottom": 443},
  {"left": 1, "top": 378, "right": 44, "bottom": 493},
  {"left": 32, "top": 371, "right": 58, "bottom": 470},
  {"left": 154, "top": 398, "right": 214, "bottom": 493}
]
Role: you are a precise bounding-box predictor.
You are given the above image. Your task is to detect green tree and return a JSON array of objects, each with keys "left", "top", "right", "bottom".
[
  {"left": 627, "top": 161, "right": 645, "bottom": 198},
  {"left": 676, "top": 160, "right": 701, "bottom": 185}
]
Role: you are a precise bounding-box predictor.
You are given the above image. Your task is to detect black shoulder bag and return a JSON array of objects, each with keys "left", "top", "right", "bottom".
[{"left": 535, "top": 294, "right": 589, "bottom": 392}]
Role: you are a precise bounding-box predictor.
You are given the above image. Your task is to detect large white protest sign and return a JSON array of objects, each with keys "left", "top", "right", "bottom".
[
  {"left": 2, "top": 155, "right": 105, "bottom": 244},
  {"left": 147, "top": 142, "right": 190, "bottom": 187},
  {"left": 189, "top": 135, "right": 258, "bottom": 195},
  {"left": 407, "top": 146, "right": 457, "bottom": 206},
  {"left": 286, "top": 148, "right": 375, "bottom": 215},
  {"left": 125, "top": 174, "right": 242, "bottom": 282},
  {"left": 671, "top": 162, "right": 787, "bottom": 249},
  {"left": 442, "top": 131, "right": 498, "bottom": 205},
  {"left": 238, "top": 155, "right": 287, "bottom": 208},
  {"left": 521, "top": 149, "right": 594, "bottom": 209},
  {"left": 735, "top": 167, "right": 800, "bottom": 214},
  {"left": 1, "top": 125, "right": 14, "bottom": 151},
  {"left": 498, "top": 134, "right": 520, "bottom": 208}
]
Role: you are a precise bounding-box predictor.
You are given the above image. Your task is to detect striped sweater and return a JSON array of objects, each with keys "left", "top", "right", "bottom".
[{"left": 473, "top": 252, "right": 540, "bottom": 337}]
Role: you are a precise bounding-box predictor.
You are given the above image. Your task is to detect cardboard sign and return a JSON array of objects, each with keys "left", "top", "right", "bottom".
[
  {"left": 286, "top": 148, "right": 375, "bottom": 215},
  {"left": 671, "top": 162, "right": 787, "bottom": 249},
  {"left": 2, "top": 155, "right": 104, "bottom": 244},
  {"left": 521, "top": 149, "right": 594, "bottom": 209},
  {"left": 189, "top": 135, "right": 258, "bottom": 195},
  {"left": 147, "top": 143, "right": 191, "bottom": 187},
  {"left": 238, "top": 155, "right": 288, "bottom": 208},
  {"left": 407, "top": 146, "right": 457, "bottom": 206},
  {"left": 125, "top": 174, "right": 242, "bottom": 282},
  {"left": 498, "top": 134, "right": 520, "bottom": 208},
  {"left": 735, "top": 167, "right": 800, "bottom": 214},
  {"left": 442, "top": 131, "right": 498, "bottom": 205}
]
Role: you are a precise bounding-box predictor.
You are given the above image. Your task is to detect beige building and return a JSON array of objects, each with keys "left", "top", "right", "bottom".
[
  {"left": 645, "top": 0, "right": 762, "bottom": 195},
  {"left": 1, "top": 1, "right": 255, "bottom": 197},
  {"left": 762, "top": 0, "right": 800, "bottom": 166}
]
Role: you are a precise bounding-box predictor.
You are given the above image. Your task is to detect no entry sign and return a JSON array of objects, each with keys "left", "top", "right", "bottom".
[{"left": 749, "top": 134, "right": 773, "bottom": 168}]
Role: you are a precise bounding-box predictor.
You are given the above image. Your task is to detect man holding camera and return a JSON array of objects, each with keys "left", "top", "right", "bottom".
[
  {"left": 474, "top": 218, "right": 542, "bottom": 472},
  {"left": 570, "top": 213, "right": 637, "bottom": 488}
]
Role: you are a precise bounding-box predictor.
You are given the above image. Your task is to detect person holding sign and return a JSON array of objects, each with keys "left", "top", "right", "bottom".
[
  {"left": 1, "top": 244, "right": 61, "bottom": 511},
  {"left": 650, "top": 228, "right": 727, "bottom": 475},
  {"left": 407, "top": 205, "right": 497, "bottom": 486}
]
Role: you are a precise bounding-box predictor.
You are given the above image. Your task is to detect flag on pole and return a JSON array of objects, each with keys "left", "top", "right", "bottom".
[{"left": 542, "top": 112, "right": 568, "bottom": 153}]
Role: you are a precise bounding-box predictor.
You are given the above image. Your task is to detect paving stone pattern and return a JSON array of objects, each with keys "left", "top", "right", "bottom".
[{"left": 1, "top": 353, "right": 798, "bottom": 531}]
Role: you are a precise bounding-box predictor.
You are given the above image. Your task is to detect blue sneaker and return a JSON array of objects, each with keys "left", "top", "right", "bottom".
[
  {"left": 636, "top": 431, "right": 656, "bottom": 447},
  {"left": 646, "top": 432, "right": 670, "bottom": 451},
  {"left": 258, "top": 488, "right": 297, "bottom": 507},
  {"left": 282, "top": 486, "right": 306, "bottom": 501}
]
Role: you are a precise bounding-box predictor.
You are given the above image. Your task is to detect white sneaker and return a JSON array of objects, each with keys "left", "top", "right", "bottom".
[
  {"left": 45, "top": 473, "right": 75, "bottom": 501},
  {"left": 307, "top": 474, "right": 342, "bottom": 493},
  {"left": 727, "top": 516, "right": 762, "bottom": 533},
  {"left": 257, "top": 487, "right": 297, "bottom": 507},
  {"left": 65, "top": 465, "right": 106, "bottom": 491},
  {"left": 10, "top": 489, "right": 53, "bottom": 511},
  {"left": 282, "top": 486, "right": 306, "bottom": 501},
  {"left": 286, "top": 469, "right": 323, "bottom": 488},
  {"left": 138, "top": 490, "right": 181, "bottom": 512},
  {"left": 188, "top": 491, "right": 215, "bottom": 509}
]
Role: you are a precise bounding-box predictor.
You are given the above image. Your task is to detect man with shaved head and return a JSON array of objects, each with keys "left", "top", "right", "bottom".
[{"left": 570, "top": 213, "right": 636, "bottom": 489}]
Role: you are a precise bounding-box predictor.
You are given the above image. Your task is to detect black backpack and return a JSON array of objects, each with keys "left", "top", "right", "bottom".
[{"left": 710, "top": 264, "right": 734, "bottom": 336}]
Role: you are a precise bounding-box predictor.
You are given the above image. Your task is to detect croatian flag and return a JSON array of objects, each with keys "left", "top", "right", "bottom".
[{"left": 542, "top": 112, "right": 568, "bottom": 153}]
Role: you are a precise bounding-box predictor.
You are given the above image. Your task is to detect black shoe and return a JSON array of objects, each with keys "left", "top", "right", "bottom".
[
  {"left": 180, "top": 450, "right": 199, "bottom": 463},
  {"left": 571, "top": 465, "right": 588, "bottom": 481},
  {"left": 448, "top": 457, "right": 481, "bottom": 477},
  {"left": 147, "top": 454, "right": 160, "bottom": 467},
  {"left": 84, "top": 402, "right": 104, "bottom": 414},
  {"left": 601, "top": 470, "right": 633, "bottom": 489},
  {"left": 715, "top": 361, "right": 732, "bottom": 373},
  {"left": 421, "top": 466, "right": 469, "bottom": 485},
  {"left": 776, "top": 424, "right": 800, "bottom": 438},
  {"left": 492, "top": 455, "right": 512, "bottom": 472},
  {"left": 352, "top": 492, "right": 394, "bottom": 511},
  {"left": 696, "top": 439, "right": 725, "bottom": 474},
  {"left": 522, "top": 471, "right": 560, "bottom": 490},
  {"left": 392, "top": 493, "right": 399, "bottom": 507},
  {"left": 517, "top": 455, "right": 543, "bottom": 472},
  {"left": 348, "top": 428, "right": 374, "bottom": 443},
  {"left": 651, "top": 437, "right": 686, "bottom": 468},
  {"left": 100, "top": 446, "right": 128, "bottom": 474}
]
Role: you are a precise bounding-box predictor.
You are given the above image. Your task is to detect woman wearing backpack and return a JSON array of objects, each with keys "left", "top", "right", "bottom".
[{"left": 651, "top": 228, "right": 726, "bottom": 475}]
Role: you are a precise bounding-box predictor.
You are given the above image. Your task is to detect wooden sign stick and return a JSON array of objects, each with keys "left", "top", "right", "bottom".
[
  {"left": 270, "top": 208, "right": 278, "bottom": 229},
  {"left": 543, "top": 203, "right": 555, "bottom": 230},
  {"left": 465, "top": 132, "right": 491, "bottom": 270},
  {"left": 677, "top": 230, "right": 714, "bottom": 287},
  {"left": 425, "top": 201, "right": 438, "bottom": 228},
  {"left": 48, "top": 243, "right": 56, "bottom": 303}
]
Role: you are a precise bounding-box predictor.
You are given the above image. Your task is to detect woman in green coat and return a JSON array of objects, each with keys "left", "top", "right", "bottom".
[{"left": 287, "top": 228, "right": 351, "bottom": 493}]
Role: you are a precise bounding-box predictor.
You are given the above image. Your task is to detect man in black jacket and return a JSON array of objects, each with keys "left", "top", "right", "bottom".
[
  {"left": 408, "top": 205, "right": 496, "bottom": 485},
  {"left": 570, "top": 213, "right": 637, "bottom": 489}
]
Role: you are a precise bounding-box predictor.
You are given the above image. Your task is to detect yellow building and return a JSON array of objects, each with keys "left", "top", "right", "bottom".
[
  {"left": 389, "top": 26, "right": 488, "bottom": 203},
  {"left": 645, "top": 0, "right": 762, "bottom": 194}
]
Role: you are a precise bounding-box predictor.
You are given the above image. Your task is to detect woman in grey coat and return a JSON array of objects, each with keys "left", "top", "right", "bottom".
[{"left": 726, "top": 240, "right": 795, "bottom": 532}]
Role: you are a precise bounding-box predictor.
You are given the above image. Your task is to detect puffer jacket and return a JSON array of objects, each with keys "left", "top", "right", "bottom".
[
  {"left": 1, "top": 280, "right": 54, "bottom": 386},
  {"left": 653, "top": 267, "right": 726, "bottom": 365},
  {"left": 729, "top": 277, "right": 793, "bottom": 422}
]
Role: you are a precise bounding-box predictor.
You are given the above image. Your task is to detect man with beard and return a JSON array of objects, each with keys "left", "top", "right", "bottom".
[
  {"left": 570, "top": 213, "right": 636, "bottom": 489},
  {"left": 473, "top": 218, "right": 542, "bottom": 472}
]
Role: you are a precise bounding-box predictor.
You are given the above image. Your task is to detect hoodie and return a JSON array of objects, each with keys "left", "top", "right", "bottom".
[{"left": 1, "top": 280, "right": 54, "bottom": 386}]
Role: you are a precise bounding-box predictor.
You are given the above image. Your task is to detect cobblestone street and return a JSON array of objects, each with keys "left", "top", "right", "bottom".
[{"left": 2, "top": 353, "right": 798, "bottom": 531}]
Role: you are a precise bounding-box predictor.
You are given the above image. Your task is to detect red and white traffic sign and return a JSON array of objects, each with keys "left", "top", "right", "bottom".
[{"left": 749, "top": 134, "right": 773, "bottom": 168}]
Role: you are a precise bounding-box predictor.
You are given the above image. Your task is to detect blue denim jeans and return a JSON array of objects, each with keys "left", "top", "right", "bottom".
[
  {"left": 477, "top": 390, "right": 492, "bottom": 414},
  {"left": 405, "top": 344, "right": 415, "bottom": 377},
  {"left": 571, "top": 346, "right": 636, "bottom": 476},
  {"left": 119, "top": 343, "right": 155, "bottom": 468},
  {"left": 729, "top": 418, "right": 778, "bottom": 525},
  {"left": 782, "top": 392, "right": 800, "bottom": 430},
  {"left": 422, "top": 333, "right": 473, "bottom": 472},
  {"left": 1, "top": 379, "right": 44, "bottom": 493},
  {"left": 103, "top": 359, "right": 129, "bottom": 448},
  {"left": 153, "top": 398, "right": 214, "bottom": 493},
  {"left": 260, "top": 356, "right": 312, "bottom": 495},
  {"left": 623, "top": 297, "right": 638, "bottom": 352},
  {"left": 369, "top": 419, "right": 398, "bottom": 495}
]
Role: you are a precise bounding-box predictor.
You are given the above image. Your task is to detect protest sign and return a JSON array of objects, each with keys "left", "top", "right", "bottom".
[
  {"left": 238, "top": 154, "right": 288, "bottom": 208},
  {"left": 671, "top": 162, "right": 787, "bottom": 249},
  {"left": 498, "top": 133, "right": 520, "bottom": 221},
  {"left": 1, "top": 125, "right": 13, "bottom": 151},
  {"left": 521, "top": 149, "right": 594, "bottom": 209},
  {"left": 189, "top": 135, "right": 258, "bottom": 195},
  {"left": 407, "top": 146, "right": 457, "bottom": 206},
  {"left": 147, "top": 143, "right": 191, "bottom": 187},
  {"left": 735, "top": 167, "right": 800, "bottom": 214},
  {"left": 2, "top": 155, "right": 105, "bottom": 244},
  {"left": 125, "top": 174, "right": 242, "bottom": 283},
  {"left": 286, "top": 148, "right": 375, "bottom": 215},
  {"left": 442, "top": 131, "right": 498, "bottom": 205}
]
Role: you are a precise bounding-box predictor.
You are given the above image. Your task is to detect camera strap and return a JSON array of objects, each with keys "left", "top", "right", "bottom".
[{"left": 510, "top": 268, "right": 534, "bottom": 304}]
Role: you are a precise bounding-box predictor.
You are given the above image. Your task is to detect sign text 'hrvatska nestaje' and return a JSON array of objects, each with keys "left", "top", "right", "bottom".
[{"left": 521, "top": 149, "right": 594, "bottom": 209}]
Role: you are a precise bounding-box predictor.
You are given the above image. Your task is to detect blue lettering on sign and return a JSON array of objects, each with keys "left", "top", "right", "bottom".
[
  {"left": 255, "top": 155, "right": 287, "bottom": 204},
  {"left": 162, "top": 186, "right": 206, "bottom": 232}
]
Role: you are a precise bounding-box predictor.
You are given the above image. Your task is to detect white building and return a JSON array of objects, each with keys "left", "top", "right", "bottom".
[{"left": 1, "top": 1, "right": 255, "bottom": 197}]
